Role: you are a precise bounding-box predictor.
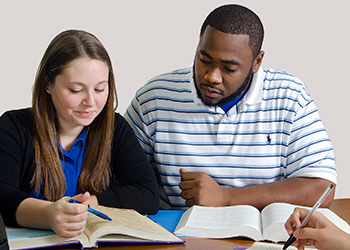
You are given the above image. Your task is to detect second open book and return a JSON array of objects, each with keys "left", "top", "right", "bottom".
[{"left": 174, "top": 202, "right": 350, "bottom": 242}]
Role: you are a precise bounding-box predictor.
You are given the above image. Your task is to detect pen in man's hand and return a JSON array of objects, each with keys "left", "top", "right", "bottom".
[
  {"left": 283, "top": 183, "right": 334, "bottom": 250},
  {"left": 69, "top": 199, "right": 112, "bottom": 221}
]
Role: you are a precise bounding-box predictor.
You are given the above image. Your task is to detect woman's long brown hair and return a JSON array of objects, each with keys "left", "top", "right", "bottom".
[{"left": 31, "top": 30, "right": 117, "bottom": 201}]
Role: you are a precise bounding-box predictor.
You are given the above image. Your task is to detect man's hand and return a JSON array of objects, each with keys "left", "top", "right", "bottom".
[{"left": 179, "top": 168, "right": 228, "bottom": 207}]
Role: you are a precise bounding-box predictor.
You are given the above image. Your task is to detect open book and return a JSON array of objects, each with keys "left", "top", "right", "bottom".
[
  {"left": 174, "top": 202, "right": 350, "bottom": 242},
  {"left": 245, "top": 242, "right": 314, "bottom": 250},
  {"left": 7, "top": 205, "right": 184, "bottom": 249}
]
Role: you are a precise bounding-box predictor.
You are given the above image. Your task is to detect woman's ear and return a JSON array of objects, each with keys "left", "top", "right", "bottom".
[
  {"left": 45, "top": 79, "right": 52, "bottom": 94},
  {"left": 45, "top": 84, "right": 51, "bottom": 94}
]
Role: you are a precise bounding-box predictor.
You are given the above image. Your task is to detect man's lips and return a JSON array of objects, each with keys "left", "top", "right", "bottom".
[{"left": 200, "top": 84, "right": 223, "bottom": 98}]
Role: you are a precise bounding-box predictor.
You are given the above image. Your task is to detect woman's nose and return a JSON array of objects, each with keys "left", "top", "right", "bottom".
[{"left": 82, "top": 91, "right": 94, "bottom": 106}]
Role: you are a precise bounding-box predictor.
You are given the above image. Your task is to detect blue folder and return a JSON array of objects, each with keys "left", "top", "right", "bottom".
[{"left": 147, "top": 210, "right": 185, "bottom": 233}]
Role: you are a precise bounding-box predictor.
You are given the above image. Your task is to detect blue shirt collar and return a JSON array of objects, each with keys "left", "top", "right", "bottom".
[
  {"left": 57, "top": 127, "right": 88, "bottom": 154},
  {"left": 77, "top": 127, "right": 87, "bottom": 148},
  {"left": 220, "top": 79, "right": 252, "bottom": 113}
]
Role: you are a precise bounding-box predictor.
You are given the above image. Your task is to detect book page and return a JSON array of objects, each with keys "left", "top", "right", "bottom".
[
  {"left": 261, "top": 203, "right": 350, "bottom": 243},
  {"left": 84, "top": 205, "right": 182, "bottom": 245},
  {"left": 174, "top": 205, "right": 263, "bottom": 240},
  {"left": 317, "top": 208, "right": 350, "bottom": 234},
  {"left": 6, "top": 227, "right": 56, "bottom": 240},
  {"left": 248, "top": 242, "right": 315, "bottom": 249},
  {"left": 6, "top": 227, "right": 87, "bottom": 249},
  {"left": 260, "top": 203, "right": 295, "bottom": 242}
]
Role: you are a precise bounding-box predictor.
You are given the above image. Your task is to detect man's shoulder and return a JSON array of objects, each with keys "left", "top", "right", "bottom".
[
  {"left": 150, "top": 67, "right": 192, "bottom": 80},
  {"left": 261, "top": 68, "right": 312, "bottom": 106},
  {"left": 263, "top": 68, "right": 304, "bottom": 88},
  {"left": 135, "top": 67, "right": 193, "bottom": 98},
  {"left": 146, "top": 67, "right": 192, "bottom": 85}
]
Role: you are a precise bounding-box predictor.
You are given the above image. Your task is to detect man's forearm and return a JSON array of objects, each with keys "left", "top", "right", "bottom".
[{"left": 225, "top": 178, "right": 335, "bottom": 210}]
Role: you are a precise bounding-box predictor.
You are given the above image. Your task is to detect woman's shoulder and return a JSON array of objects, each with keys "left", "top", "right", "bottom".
[
  {"left": 0, "top": 108, "right": 34, "bottom": 146},
  {"left": 114, "top": 112, "right": 129, "bottom": 125},
  {"left": 112, "top": 112, "right": 136, "bottom": 139},
  {"left": 0, "top": 108, "right": 33, "bottom": 127}
]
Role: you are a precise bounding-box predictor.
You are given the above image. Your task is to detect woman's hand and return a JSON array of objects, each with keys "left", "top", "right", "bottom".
[
  {"left": 16, "top": 192, "right": 91, "bottom": 238},
  {"left": 285, "top": 207, "right": 350, "bottom": 250},
  {"left": 50, "top": 192, "right": 90, "bottom": 237}
]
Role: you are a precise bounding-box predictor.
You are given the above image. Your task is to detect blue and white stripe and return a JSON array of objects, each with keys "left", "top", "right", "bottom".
[{"left": 125, "top": 67, "right": 337, "bottom": 209}]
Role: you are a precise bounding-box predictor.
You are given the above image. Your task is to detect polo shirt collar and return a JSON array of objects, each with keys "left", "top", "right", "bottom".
[
  {"left": 77, "top": 126, "right": 87, "bottom": 148},
  {"left": 57, "top": 126, "right": 88, "bottom": 155},
  {"left": 189, "top": 69, "right": 203, "bottom": 105},
  {"left": 242, "top": 66, "right": 264, "bottom": 106},
  {"left": 190, "top": 66, "right": 264, "bottom": 107}
]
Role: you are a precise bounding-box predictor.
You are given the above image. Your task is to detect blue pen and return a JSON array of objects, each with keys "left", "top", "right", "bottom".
[{"left": 69, "top": 199, "right": 112, "bottom": 221}]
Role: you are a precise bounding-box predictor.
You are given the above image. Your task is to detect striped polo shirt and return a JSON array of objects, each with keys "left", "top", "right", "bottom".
[{"left": 125, "top": 66, "right": 337, "bottom": 209}]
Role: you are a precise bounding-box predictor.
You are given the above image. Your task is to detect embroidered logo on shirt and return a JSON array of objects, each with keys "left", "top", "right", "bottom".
[{"left": 267, "top": 135, "right": 271, "bottom": 144}]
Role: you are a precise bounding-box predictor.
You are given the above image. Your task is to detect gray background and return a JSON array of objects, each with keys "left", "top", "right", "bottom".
[{"left": 1, "top": 0, "right": 348, "bottom": 198}]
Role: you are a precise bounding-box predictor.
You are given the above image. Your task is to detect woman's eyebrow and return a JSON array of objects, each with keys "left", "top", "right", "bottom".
[{"left": 66, "top": 80, "right": 108, "bottom": 86}]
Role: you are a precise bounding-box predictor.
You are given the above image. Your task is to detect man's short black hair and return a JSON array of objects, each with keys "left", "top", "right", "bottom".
[{"left": 200, "top": 4, "right": 264, "bottom": 58}]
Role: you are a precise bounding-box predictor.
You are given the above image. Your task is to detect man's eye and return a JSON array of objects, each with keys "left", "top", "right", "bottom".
[
  {"left": 225, "top": 67, "right": 236, "bottom": 73},
  {"left": 200, "top": 58, "right": 210, "bottom": 65}
]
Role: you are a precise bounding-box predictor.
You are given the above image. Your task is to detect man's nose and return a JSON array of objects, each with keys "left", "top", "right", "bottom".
[{"left": 204, "top": 67, "right": 222, "bottom": 84}]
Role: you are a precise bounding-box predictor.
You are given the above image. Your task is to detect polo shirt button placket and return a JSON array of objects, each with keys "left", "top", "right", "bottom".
[{"left": 217, "top": 119, "right": 234, "bottom": 143}]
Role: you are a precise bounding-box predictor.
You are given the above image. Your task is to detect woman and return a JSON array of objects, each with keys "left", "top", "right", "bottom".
[{"left": 0, "top": 30, "right": 159, "bottom": 238}]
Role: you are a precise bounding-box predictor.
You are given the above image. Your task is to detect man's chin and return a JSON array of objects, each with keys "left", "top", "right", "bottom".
[
  {"left": 200, "top": 97, "right": 219, "bottom": 107},
  {"left": 196, "top": 86, "right": 222, "bottom": 106}
]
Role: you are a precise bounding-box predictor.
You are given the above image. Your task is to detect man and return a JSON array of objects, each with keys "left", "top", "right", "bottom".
[{"left": 125, "top": 4, "right": 337, "bottom": 210}]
